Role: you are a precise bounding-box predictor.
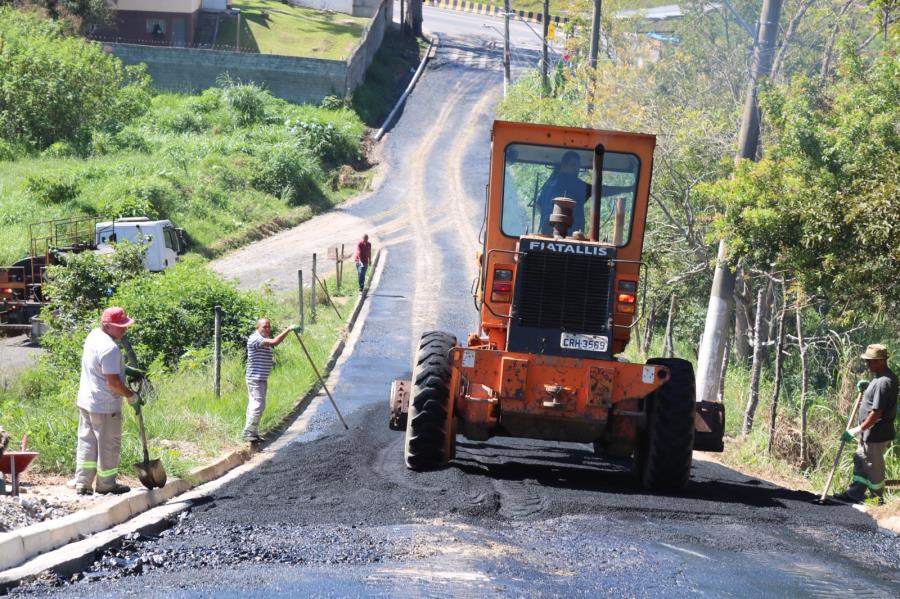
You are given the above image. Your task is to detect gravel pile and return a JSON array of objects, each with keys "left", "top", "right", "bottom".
[{"left": 0, "top": 495, "right": 72, "bottom": 532}]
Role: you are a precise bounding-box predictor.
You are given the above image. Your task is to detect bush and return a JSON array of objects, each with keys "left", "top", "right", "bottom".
[
  {"left": 95, "top": 176, "right": 180, "bottom": 218},
  {"left": 111, "top": 256, "right": 266, "bottom": 365},
  {"left": 288, "top": 119, "right": 359, "bottom": 164},
  {"left": 42, "top": 141, "right": 78, "bottom": 158},
  {"left": 251, "top": 142, "right": 322, "bottom": 204},
  {"left": 0, "top": 8, "right": 150, "bottom": 150},
  {"left": 24, "top": 172, "right": 82, "bottom": 205},
  {"left": 221, "top": 80, "right": 267, "bottom": 127},
  {"left": 40, "top": 243, "right": 148, "bottom": 371}
]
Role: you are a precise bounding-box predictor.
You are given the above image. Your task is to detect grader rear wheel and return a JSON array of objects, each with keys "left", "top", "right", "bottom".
[{"left": 404, "top": 331, "right": 457, "bottom": 470}]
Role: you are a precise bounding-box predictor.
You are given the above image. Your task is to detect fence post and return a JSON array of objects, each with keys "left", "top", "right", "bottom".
[
  {"left": 311, "top": 253, "right": 317, "bottom": 324},
  {"left": 334, "top": 247, "right": 341, "bottom": 291},
  {"left": 214, "top": 305, "right": 222, "bottom": 398},
  {"left": 298, "top": 269, "right": 304, "bottom": 333},
  {"left": 340, "top": 243, "right": 345, "bottom": 291}
]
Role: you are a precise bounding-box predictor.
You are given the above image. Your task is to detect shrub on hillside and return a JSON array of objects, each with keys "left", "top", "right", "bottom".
[
  {"left": 24, "top": 172, "right": 82, "bottom": 205},
  {"left": 0, "top": 8, "right": 151, "bottom": 151},
  {"left": 111, "top": 256, "right": 265, "bottom": 366},
  {"left": 251, "top": 143, "right": 323, "bottom": 204},
  {"left": 40, "top": 243, "right": 148, "bottom": 371},
  {"left": 221, "top": 80, "right": 268, "bottom": 126}
]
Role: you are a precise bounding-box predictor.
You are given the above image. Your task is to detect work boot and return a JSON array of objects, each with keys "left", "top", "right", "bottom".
[
  {"left": 75, "top": 485, "right": 93, "bottom": 496},
  {"left": 98, "top": 483, "right": 130, "bottom": 495}
]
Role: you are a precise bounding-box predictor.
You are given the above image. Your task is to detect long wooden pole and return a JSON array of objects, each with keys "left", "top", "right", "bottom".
[{"left": 293, "top": 331, "right": 348, "bottom": 430}]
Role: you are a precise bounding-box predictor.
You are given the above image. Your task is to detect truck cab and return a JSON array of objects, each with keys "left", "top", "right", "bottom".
[{"left": 95, "top": 218, "right": 187, "bottom": 272}]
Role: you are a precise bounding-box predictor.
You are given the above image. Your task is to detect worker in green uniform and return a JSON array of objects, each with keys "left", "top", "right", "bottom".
[{"left": 835, "top": 344, "right": 897, "bottom": 504}]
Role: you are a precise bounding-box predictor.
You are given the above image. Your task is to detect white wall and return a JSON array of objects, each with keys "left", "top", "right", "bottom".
[
  {"left": 201, "top": 0, "right": 227, "bottom": 11},
  {"left": 287, "top": 0, "right": 354, "bottom": 16},
  {"left": 114, "top": 0, "right": 202, "bottom": 13}
]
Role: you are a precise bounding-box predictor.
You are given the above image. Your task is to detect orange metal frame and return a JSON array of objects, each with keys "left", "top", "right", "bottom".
[{"left": 453, "top": 121, "right": 661, "bottom": 446}]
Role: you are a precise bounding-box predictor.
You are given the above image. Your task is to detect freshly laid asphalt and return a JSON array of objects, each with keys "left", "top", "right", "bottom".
[{"left": 12, "top": 23, "right": 900, "bottom": 599}]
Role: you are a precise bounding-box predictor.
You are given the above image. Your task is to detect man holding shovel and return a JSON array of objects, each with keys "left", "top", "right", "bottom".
[
  {"left": 74, "top": 307, "right": 138, "bottom": 496},
  {"left": 243, "top": 318, "right": 299, "bottom": 442},
  {"left": 835, "top": 344, "right": 897, "bottom": 504}
]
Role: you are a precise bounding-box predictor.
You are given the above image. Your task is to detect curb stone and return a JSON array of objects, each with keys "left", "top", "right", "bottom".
[{"left": 0, "top": 250, "right": 385, "bottom": 588}]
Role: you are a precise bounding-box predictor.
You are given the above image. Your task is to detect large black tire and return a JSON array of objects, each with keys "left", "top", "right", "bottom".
[
  {"left": 637, "top": 358, "right": 696, "bottom": 491},
  {"left": 404, "top": 331, "right": 457, "bottom": 470}
]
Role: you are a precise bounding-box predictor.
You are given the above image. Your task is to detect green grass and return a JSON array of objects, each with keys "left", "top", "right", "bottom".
[
  {"left": 351, "top": 29, "right": 430, "bottom": 127},
  {"left": 0, "top": 264, "right": 373, "bottom": 479},
  {"left": 215, "top": 0, "right": 368, "bottom": 59},
  {"left": 0, "top": 84, "right": 366, "bottom": 265}
]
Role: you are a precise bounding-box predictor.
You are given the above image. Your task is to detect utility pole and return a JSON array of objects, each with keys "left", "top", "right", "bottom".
[
  {"left": 541, "top": 0, "right": 549, "bottom": 92},
  {"left": 589, "top": 0, "right": 601, "bottom": 68},
  {"left": 695, "top": 0, "right": 784, "bottom": 405},
  {"left": 407, "top": 0, "right": 423, "bottom": 37},
  {"left": 503, "top": 0, "right": 511, "bottom": 97}
]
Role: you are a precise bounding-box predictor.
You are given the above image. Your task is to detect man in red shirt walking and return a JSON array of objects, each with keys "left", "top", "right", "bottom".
[{"left": 355, "top": 234, "right": 372, "bottom": 292}]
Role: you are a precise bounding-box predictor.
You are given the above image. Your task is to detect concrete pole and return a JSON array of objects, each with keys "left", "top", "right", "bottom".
[
  {"left": 235, "top": 11, "right": 241, "bottom": 53},
  {"left": 503, "top": 0, "right": 511, "bottom": 97},
  {"left": 694, "top": 0, "right": 783, "bottom": 404},
  {"left": 541, "top": 0, "right": 549, "bottom": 92},
  {"left": 695, "top": 241, "right": 736, "bottom": 404},
  {"left": 589, "top": 0, "right": 602, "bottom": 69}
]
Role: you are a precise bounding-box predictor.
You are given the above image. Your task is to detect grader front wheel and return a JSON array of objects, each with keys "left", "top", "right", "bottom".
[
  {"left": 638, "top": 358, "right": 696, "bottom": 491},
  {"left": 404, "top": 331, "right": 457, "bottom": 470}
]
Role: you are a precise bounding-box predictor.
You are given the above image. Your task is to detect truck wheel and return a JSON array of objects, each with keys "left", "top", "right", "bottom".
[
  {"left": 638, "top": 358, "right": 695, "bottom": 491},
  {"left": 404, "top": 331, "right": 457, "bottom": 470}
]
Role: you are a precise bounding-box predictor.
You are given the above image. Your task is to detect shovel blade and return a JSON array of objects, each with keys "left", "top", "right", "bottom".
[{"left": 133, "top": 458, "right": 167, "bottom": 490}]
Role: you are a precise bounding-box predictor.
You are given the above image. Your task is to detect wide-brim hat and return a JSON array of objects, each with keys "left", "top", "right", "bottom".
[
  {"left": 860, "top": 344, "right": 888, "bottom": 361},
  {"left": 101, "top": 306, "right": 135, "bottom": 328}
]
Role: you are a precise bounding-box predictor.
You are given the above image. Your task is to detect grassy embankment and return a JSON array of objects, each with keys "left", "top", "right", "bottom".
[
  {"left": 0, "top": 266, "right": 373, "bottom": 480},
  {"left": 625, "top": 337, "right": 898, "bottom": 505},
  {"left": 0, "top": 87, "right": 366, "bottom": 265},
  {"left": 215, "top": 0, "right": 368, "bottom": 58}
]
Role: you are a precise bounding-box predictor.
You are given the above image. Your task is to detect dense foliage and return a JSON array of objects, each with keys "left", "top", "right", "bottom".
[
  {"left": 0, "top": 7, "right": 150, "bottom": 151},
  {"left": 706, "top": 42, "right": 900, "bottom": 316},
  {"left": 498, "top": 0, "right": 899, "bottom": 487},
  {"left": 111, "top": 256, "right": 266, "bottom": 367},
  {"left": 0, "top": 80, "right": 366, "bottom": 263}
]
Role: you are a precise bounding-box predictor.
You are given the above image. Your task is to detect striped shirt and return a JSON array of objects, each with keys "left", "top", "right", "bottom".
[{"left": 246, "top": 331, "right": 273, "bottom": 381}]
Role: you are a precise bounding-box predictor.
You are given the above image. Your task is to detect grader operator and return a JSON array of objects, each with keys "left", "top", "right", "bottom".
[{"left": 389, "top": 121, "right": 724, "bottom": 490}]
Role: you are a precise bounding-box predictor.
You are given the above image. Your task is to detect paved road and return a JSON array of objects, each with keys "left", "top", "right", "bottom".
[{"left": 16, "top": 27, "right": 900, "bottom": 599}]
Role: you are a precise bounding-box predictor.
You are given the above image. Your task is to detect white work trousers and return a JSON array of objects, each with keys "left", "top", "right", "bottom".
[
  {"left": 243, "top": 379, "right": 268, "bottom": 436},
  {"left": 75, "top": 409, "right": 123, "bottom": 492}
]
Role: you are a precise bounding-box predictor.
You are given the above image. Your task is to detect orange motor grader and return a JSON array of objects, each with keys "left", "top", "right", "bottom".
[{"left": 389, "top": 121, "right": 724, "bottom": 490}]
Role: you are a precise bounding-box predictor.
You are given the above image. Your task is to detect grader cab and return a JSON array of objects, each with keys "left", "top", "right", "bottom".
[{"left": 389, "top": 121, "right": 724, "bottom": 490}]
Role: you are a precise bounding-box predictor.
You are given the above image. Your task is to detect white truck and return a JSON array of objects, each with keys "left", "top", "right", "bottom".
[
  {"left": 1, "top": 216, "right": 188, "bottom": 332},
  {"left": 94, "top": 217, "right": 188, "bottom": 271}
]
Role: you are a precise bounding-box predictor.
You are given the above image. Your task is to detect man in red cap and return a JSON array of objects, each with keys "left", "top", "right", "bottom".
[{"left": 74, "top": 306, "right": 138, "bottom": 495}]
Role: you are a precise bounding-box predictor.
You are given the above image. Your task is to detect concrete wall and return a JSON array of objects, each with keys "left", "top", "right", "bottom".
[
  {"left": 108, "top": 44, "right": 347, "bottom": 104},
  {"left": 345, "top": 0, "right": 391, "bottom": 90},
  {"left": 105, "top": 0, "right": 392, "bottom": 104}
]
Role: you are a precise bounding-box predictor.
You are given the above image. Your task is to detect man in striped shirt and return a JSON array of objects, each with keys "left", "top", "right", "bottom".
[{"left": 243, "top": 318, "right": 298, "bottom": 442}]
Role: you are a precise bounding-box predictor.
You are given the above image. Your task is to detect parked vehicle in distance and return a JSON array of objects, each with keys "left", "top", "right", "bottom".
[{"left": 0, "top": 216, "right": 187, "bottom": 332}]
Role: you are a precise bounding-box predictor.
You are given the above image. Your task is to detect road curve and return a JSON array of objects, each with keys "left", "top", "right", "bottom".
[{"left": 17, "top": 31, "right": 900, "bottom": 599}]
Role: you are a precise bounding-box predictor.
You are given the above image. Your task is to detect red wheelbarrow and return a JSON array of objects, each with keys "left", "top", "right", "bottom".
[{"left": 0, "top": 435, "right": 39, "bottom": 496}]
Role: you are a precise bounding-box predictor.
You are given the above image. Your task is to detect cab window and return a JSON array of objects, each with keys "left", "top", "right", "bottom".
[{"left": 501, "top": 144, "right": 640, "bottom": 245}]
